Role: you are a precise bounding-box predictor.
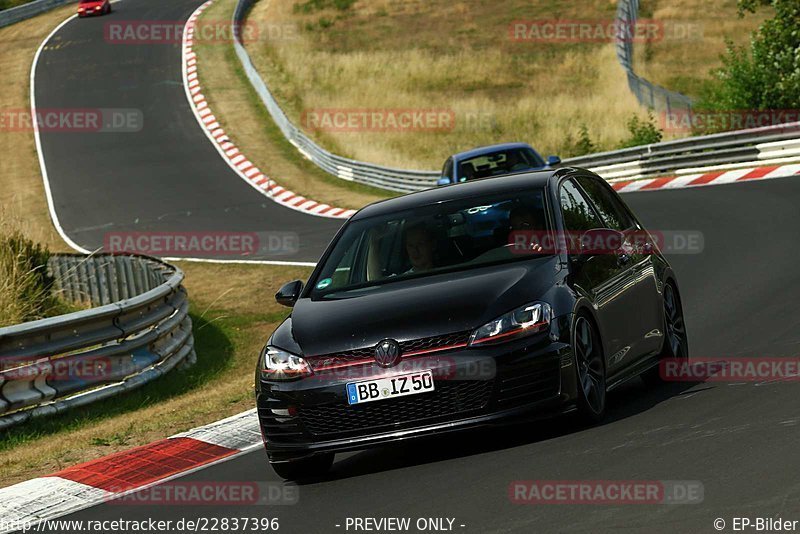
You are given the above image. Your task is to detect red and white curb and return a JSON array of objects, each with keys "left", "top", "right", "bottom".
[
  {"left": 182, "top": 1, "right": 356, "bottom": 220},
  {"left": 0, "top": 410, "right": 261, "bottom": 532},
  {"left": 610, "top": 163, "right": 800, "bottom": 193}
]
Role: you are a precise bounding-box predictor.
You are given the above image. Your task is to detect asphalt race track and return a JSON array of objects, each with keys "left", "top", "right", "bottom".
[
  {"left": 34, "top": 0, "right": 342, "bottom": 262},
  {"left": 54, "top": 180, "right": 800, "bottom": 533},
  {"left": 36, "top": 1, "right": 800, "bottom": 533}
]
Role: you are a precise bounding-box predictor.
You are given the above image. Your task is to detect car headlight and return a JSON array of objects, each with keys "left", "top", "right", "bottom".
[
  {"left": 260, "top": 346, "right": 312, "bottom": 380},
  {"left": 469, "top": 302, "right": 552, "bottom": 346}
]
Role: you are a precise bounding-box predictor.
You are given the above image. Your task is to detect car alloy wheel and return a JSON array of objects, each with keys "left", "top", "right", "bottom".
[
  {"left": 574, "top": 316, "right": 606, "bottom": 420},
  {"left": 643, "top": 282, "right": 689, "bottom": 386},
  {"left": 663, "top": 283, "right": 688, "bottom": 359}
]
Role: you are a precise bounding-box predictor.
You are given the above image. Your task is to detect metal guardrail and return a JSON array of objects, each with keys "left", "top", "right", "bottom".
[
  {"left": 564, "top": 122, "right": 800, "bottom": 180},
  {"left": 0, "top": 0, "right": 76, "bottom": 29},
  {"left": 616, "top": 0, "right": 693, "bottom": 113},
  {"left": 0, "top": 254, "right": 195, "bottom": 429}
]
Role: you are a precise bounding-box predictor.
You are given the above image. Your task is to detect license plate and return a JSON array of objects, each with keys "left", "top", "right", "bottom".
[{"left": 346, "top": 370, "right": 435, "bottom": 405}]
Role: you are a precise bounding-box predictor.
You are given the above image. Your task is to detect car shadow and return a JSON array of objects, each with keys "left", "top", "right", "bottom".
[{"left": 294, "top": 376, "right": 708, "bottom": 485}]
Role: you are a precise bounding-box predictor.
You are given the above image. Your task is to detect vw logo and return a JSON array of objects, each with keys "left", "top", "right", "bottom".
[{"left": 374, "top": 339, "right": 401, "bottom": 367}]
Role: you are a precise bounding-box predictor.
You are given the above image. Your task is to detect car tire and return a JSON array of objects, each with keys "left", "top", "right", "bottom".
[
  {"left": 643, "top": 281, "right": 688, "bottom": 386},
  {"left": 270, "top": 453, "right": 334, "bottom": 480},
  {"left": 573, "top": 314, "right": 607, "bottom": 423}
]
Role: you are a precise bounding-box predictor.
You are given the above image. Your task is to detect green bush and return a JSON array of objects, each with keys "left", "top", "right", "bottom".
[
  {"left": 618, "top": 111, "right": 663, "bottom": 148},
  {"left": 560, "top": 124, "right": 596, "bottom": 158},
  {"left": 698, "top": 0, "right": 800, "bottom": 112},
  {"left": 574, "top": 124, "right": 596, "bottom": 155}
]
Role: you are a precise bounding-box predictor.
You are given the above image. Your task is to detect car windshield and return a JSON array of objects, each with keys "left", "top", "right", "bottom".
[
  {"left": 309, "top": 189, "right": 550, "bottom": 299},
  {"left": 458, "top": 147, "right": 545, "bottom": 181}
]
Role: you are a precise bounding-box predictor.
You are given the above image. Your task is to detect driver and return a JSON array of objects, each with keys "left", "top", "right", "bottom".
[
  {"left": 403, "top": 222, "right": 437, "bottom": 273},
  {"left": 505, "top": 151, "right": 530, "bottom": 173},
  {"left": 508, "top": 206, "right": 545, "bottom": 253}
]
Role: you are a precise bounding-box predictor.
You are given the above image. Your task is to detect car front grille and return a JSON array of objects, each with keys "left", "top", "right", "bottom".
[
  {"left": 297, "top": 379, "right": 493, "bottom": 436},
  {"left": 305, "top": 331, "right": 472, "bottom": 371}
]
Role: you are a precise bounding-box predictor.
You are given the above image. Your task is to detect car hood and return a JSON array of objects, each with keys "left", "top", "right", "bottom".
[{"left": 290, "top": 257, "right": 560, "bottom": 356}]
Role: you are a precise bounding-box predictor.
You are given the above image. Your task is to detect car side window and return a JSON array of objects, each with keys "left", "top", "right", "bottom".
[
  {"left": 559, "top": 179, "right": 604, "bottom": 232},
  {"left": 442, "top": 158, "right": 454, "bottom": 180},
  {"left": 576, "top": 176, "right": 634, "bottom": 231}
]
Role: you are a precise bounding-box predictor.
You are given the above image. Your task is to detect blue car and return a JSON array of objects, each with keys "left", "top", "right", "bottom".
[{"left": 437, "top": 142, "right": 560, "bottom": 186}]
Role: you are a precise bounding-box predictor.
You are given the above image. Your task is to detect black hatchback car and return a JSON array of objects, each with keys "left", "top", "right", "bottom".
[{"left": 256, "top": 168, "right": 688, "bottom": 479}]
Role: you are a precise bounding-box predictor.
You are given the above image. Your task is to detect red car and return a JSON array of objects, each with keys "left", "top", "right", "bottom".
[{"left": 77, "top": 0, "right": 112, "bottom": 17}]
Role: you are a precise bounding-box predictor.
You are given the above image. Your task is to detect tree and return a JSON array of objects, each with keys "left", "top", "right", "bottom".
[{"left": 700, "top": 0, "right": 800, "bottom": 110}]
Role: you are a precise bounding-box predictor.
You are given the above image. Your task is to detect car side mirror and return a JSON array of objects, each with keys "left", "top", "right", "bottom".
[
  {"left": 276, "top": 280, "right": 303, "bottom": 307},
  {"left": 547, "top": 155, "right": 561, "bottom": 166},
  {"left": 578, "top": 228, "right": 625, "bottom": 256},
  {"left": 437, "top": 177, "right": 451, "bottom": 186}
]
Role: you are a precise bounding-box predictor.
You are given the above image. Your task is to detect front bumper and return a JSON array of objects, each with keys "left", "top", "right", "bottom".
[
  {"left": 256, "top": 316, "right": 576, "bottom": 462},
  {"left": 78, "top": 7, "right": 104, "bottom": 16}
]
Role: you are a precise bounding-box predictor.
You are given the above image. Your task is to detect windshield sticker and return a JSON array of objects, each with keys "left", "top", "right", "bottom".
[{"left": 316, "top": 278, "right": 332, "bottom": 290}]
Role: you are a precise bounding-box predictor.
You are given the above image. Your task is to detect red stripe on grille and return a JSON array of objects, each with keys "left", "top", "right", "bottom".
[
  {"left": 402, "top": 342, "right": 469, "bottom": 358},
  {"left": 309, "top": 341, "right": 470, "bottom": 371},
  {"left": 311, "top": 358, "right": 374, "bottom": 371}
]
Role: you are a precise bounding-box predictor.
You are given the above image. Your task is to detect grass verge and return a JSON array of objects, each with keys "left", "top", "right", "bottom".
[
  {"left": 244, "top": 0, "right": 647, "bottom": 167},
  {"left": 193, "top": 0, "right": 393, "bottom": 209},
  {"left": 242, "top": 0, "right": 768, "bottom": 167}
]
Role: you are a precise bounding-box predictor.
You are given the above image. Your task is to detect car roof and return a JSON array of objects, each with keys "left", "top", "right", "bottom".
[
  {"left": 352, "top": 168, "right": 576, "bottom": 221},
  {"left": 451, "top": 142, "right": 533, "bottom": 161}
]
